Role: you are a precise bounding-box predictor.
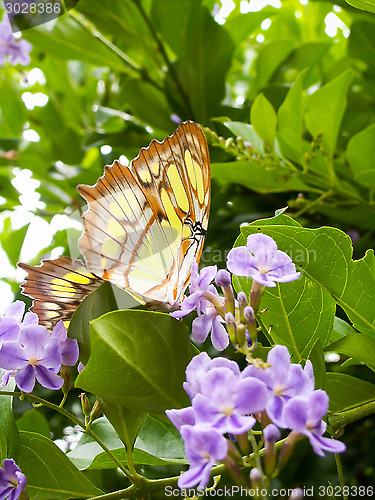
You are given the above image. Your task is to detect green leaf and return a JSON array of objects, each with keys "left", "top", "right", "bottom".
[
  {"left": 98, "top": 399, "right": 146, "bottom": 452},
  {"left": 249, "top": 40, "right": 294, "bottom": 97},
  {"left": 344, "top": 0, "right": 375, "bottom": 13},
  {"left": 19, "top": 431, "right": 101, "bottom": 499},
  {"left": 0, "top": 376, "right": 20, "bottom": 460},
  {"left": 164, "top": 3, "right": 234, "bottom": 122},
  {"left": 211, "top": 160, "right": 309, "bottom": 194},
  {"left": 17, "top": 410, "right": 50, "bottom": 438},
  {"left": 224, "top": 9, "right": 276, "bottom": 45},
  {"left": 134, "top": 414, "right": 186, "bottom": 464},
  {"left": 331, "top": 317, "right": 358, "bottom": 342},
  {"left": 0, "top": 427, "right": 7, "bottom": 464},
  {"left": 305, "top": 70, "right": 353, "bottom": 158},
  {"left": 0, "top": 218, "right": 29, "bottom": 268},
  {"left": 325, "top": 373, "right": 375, "bottom": 413},
  {"left": 327, "top": 332, "right": 375, "bottom": 372},
  {"left": 277, "top": 69, "right": 308, "bottom": 164},
  {"left": 223, "top": 121, "right": 264, "bottom": 153},
  {"left": 347, "top": 123, "right": 375, "bottom": 189},
  {"left": 68, "top": 415, "right": 186, "bottom": 470},
  {"left": 0, "top": 76, "right": 26, "bottom": 137},
  {"left": 250, "top": 94, "right": 277, "bottom": 149},
  {"left": 307, "top": 339, "right": 326, "bottom": 390},
  {"left": 348, "top": 21, "right": 375, "bottom": 70},
  {"left": 69, "top": 282, "right": 140, "bottom": 364},
  {"left": 24, "top": 16, "right": 128, "bottom": 72},
  {"left": 76, "top": 310, "right": 198, "bottom": 413}
]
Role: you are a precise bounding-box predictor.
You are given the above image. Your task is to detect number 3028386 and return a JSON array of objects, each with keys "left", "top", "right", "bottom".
[{"left": 5, "top": 2, "right": 61, "bottom": 14}]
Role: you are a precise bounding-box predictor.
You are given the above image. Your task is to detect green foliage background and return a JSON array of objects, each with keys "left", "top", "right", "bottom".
[{"left": 1, "top": 0, "right": 375, "bottom": 497}]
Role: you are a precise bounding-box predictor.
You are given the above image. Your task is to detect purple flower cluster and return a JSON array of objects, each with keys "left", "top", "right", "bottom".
[
  {"left": 172, "top": 233, "right": 301, "bottom": 352},
  {"left": 0, "top": 459, "right": 26, "bottom": 500},
  {"left": 0, "top": 14, "right": 32, "bottom": 66},
  {"left": 167, "top": 346, "right": 345, "bottom": 490},
  {"left": 0, "top": 301, "right": 79, "bottom": 393}
]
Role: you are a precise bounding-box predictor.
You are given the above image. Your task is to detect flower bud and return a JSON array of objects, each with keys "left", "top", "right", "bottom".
[
  {"left": 289, "top": 488, "right": 303, "bottom": 499},
  {"left": 278, "top": 430, "right": 300, "bottom": 470},
  {"left": 80, "top": 393, "right": 90, "bottom": 418},
  {"left": 250, "top": 467, "right": 262, "bottom": 490},
  {"left": 244, "top": 305, "right": 257, "bottom": 344},
  {"left": 225, "top": 312, "right": 237, "bottom": 344},
  {"left": 263, "top": 424, "right": 280, "bottom": 476},
  {"left": 215, "top": 269, "right": 231, "bottom": 287}
]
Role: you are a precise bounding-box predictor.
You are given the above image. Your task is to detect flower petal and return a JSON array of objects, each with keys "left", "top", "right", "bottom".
[
  {"left": 35, "top": 365, "right": 64, "bottom": 391},
  {"left": 15, "top": 364, "right": 36, "bottom": 393}
]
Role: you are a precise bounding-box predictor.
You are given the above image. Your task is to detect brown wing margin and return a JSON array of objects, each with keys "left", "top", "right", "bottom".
[{"left": 18, "top": 256, "right": 102, "bottom": 330}]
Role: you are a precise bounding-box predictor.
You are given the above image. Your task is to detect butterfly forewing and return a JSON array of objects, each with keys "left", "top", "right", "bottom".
[
  {"left": 78, "top": 121, "right": 210, "bottom": 308},
  {"left": 18, "top": 257, "right": 102, "bottom": 329}
]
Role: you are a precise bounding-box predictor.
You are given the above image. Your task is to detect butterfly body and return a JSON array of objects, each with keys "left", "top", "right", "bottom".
[{"left": 19, "top": 121, "right": 210, "bottom": 327}]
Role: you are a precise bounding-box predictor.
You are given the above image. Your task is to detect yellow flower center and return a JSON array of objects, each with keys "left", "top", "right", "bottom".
[{"left": 28, "top": 356, "right": 39, "bottom": 366}]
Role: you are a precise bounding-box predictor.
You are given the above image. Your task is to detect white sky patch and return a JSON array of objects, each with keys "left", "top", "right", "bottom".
[
  {"left": 119, "top": 155, "right": 130, "bottom": 166},
  {"left": 100, "top": 145, "right": 112, "bottom": 155},
  {"left": 23, "top": 129, "right": 40, "bottom": 142},
  {"left": 241, "top": 0, "right": 281, "bottom": 13},
  {"left": 214, "top": 0, "right": 235, "bottom": 24},
  {"left": 325, "top": 12, "right": 350, "bottom": 38},
  {"left": 261, "top": 18, "right": 271, "bottom": 30},
  {"left": 22, "top": 92, "right": 49, "bottom": 110},
  {"left": 256, "top": 33, "right": 265, "bottom": 43}
]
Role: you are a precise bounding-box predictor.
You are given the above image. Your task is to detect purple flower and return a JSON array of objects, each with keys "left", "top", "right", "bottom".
[
  {"left": 191, "top": 297, "right": 229, "bottom": 351},
  {"left": 0, "top": 324, "right": 63, "bottom": 392},
  {"left": 282, "top": 390, "right": 346, "bottom": 456},
  {"left": 0, "top": 14, "right": 32, "bottom": 66},
  {"left": 183, "top": 352, "right": 240, "bottom": 400},
  {"left": 227, "top": 234, "right": 300, "bottom": 287},
  {"left": 51, "top": 321, "right": 79, "bottom": 366},
  {"left": 241, "top": 345, "right": 313, "bottom": 427},
  {"left": 0, "top": 458, "right": 27, "bottom": 500},
  {"left": 193, "top": 367, "right": 268, "bottom": 434},
  {"left": 178, "top": 426, "right": 228, "bottom": 490},
  {"left": 0, "top": 301, "right": 38, "bottom": 347},
  {"left": 166, "top": 407, "right": 196, "bottom": 431},
  {"left": 171, "top": 261, "right": 218, "bottom": 319}
]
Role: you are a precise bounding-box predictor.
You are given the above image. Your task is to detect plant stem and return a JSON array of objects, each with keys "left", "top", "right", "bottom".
[
  {"left": 1, "top": 391, "right": 137, "bottom": 483},
  {"left": 335, "top": 453, "right": 347, "bottom": 500},
  {"left": 130, "top": 0, "right": 195, "bottom": 118}
]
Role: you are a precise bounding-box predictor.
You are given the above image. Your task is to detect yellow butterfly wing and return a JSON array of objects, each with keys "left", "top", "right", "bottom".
[
  {"left": 18, "top": 257, "right": 102, "bottom": 329},
  {"left": 77, "top": 120, "right": 210, "bottom": 309}
]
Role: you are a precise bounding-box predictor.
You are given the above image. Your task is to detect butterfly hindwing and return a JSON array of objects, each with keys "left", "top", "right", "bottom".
[
  {"left": 78, "top": 121, "right": 210, "bottom": 308},
  {"left": 18, "top": 257, "right": 102, "bottom": 329}
]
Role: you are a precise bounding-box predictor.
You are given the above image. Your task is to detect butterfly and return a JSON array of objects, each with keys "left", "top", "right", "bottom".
[{"left": 19, "top": 121, "right": 211, "bottom": 329}]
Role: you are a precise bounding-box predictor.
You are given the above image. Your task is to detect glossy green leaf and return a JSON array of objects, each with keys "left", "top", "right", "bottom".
[
  {"left": 19, "top": 431, "right": 101, "bottom": 499},
  {"left": 277, "top": 69, "right": 308, "bottom": 164},
  {"left": 347, "top": 124, "right": 375, "bottom": 189},
  {"left": 250, "top": 93, "right": 277, "bottom": 149},
  {"left": 344, "top": 0, "right": 375, "bottom": 12},
  {"left": 327, "top": 332, "right": 375, "bottom": 372},
  {"left": 76, "top": 310, "right": 198, "bottom": 412},
  {"left": 211, "top": 160, "right": 309, "bottom": 194},
  {"left": 0, "top": 376, "right": 20, "bottom": 460},
  {"left": 68, "top": 415, "right": 186, "bottom": 470},
  {"left": 68, "top": 281, "right": 139, "bottom": 364},
  {"left": 16, "top": 410, "right": 50, "bottom": 438},
  {"left": 24, "top": 16, "right": 128, "bottom": 72},
  {"left": 0, "top": 219, "right": 29, "bottom": 268},
  {"left": 348, "top": 21, "right": 375, "bottom": 68},
  {"left": 223, "top": 121, "right": 264, "bottom": 153},
  {"left": 98, "top": 399, "right": 146, "bottom": 452},
  {"left": 325, "top": 373, "right": 375, "bottom": 413},
  {"left": 0, "top": 426, "right": 6, "bottom": 464},
  {"left": 305, "top": 70, "right": 353, "bottom": 158},
  {"left": 0, "top": 76, "right": 26, "bottom": 137},
  {"left": 308, "top": 339, "right": 326, "bottom": 390},
  {"left": 331, "top": 317, "right": 358, "bottom": 342}
]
